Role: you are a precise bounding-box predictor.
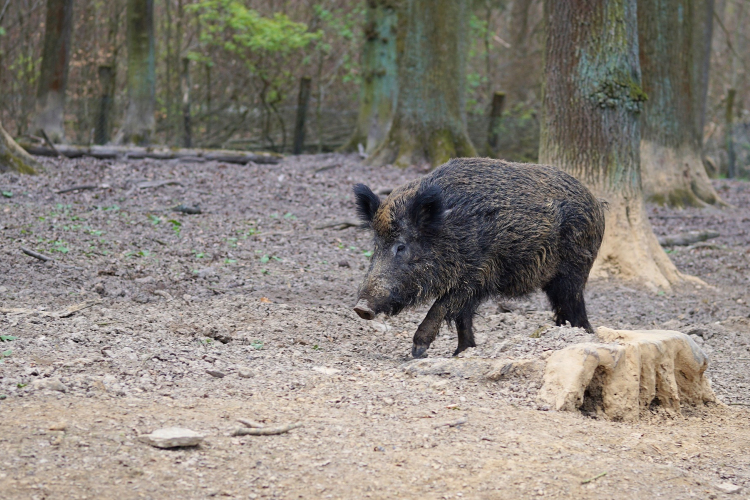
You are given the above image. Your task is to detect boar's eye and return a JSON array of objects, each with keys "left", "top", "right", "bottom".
[{"left": 393, "top": 243, "right": 406, "bottom": 256}]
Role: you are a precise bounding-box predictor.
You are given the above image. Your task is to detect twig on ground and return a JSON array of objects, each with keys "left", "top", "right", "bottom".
[
  {"left": 658, "top": 230, "right": 719, "bottom": 247},
  {"left": 313, "top": 164, "right": 341, "bottom": 174},
  {"left": 137, "top": 180, "right": 183, "bottom": 189},
  {"left": 433, "top": 416, "right": 467, "bottom": 429},
  {"left": 581, "top": 472, "right": 607, "bottom": 484},
  {"left": 232, "top": 422, "right": 303, "bottom": 436},
  {"left": 0, "top": 299, "right": 101, "bottom": 318},
  {"left": 56, "top": 185, "right": 99, "bottom": 194},
  {"left": 21, "top": 247, "right": 53, "bottom": 262},
  {"left": 40, "top": 130, "right": 62, "bottom": 158},
  {"left": 237, "top": 418, "right": 265, "bottom": 428},
  {"left": 728, "top": 403, "right": 750, "bottom": 406},
  {"left": 315, "top": 220, "right": 360, "bottom": 230}
]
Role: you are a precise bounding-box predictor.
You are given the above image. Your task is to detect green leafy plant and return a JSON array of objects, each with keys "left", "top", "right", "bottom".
[
  {"left": 168, "top": 219, "right": 182, "bottom": 237},
  {"left": 2, "top": 191, "right": 12, "bottom": 198},
  {"left": 0, "top": 335, "right": 17, "bottom": 342},
  {"left": 188, "top": 0, "right": 321, "bottom": 151},
  {"left": 148, "top": 214, "right": 161, "bottom": 225},
  {"left": 50, "top": 240, "right": 70, "bottom": 253},
  {"left": 250, "top": 340, "right": 263, "bottom": 350}
]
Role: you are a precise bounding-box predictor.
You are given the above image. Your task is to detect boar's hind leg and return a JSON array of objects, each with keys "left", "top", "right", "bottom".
[
  {"left": 453, "top": 305, "right": 477, "bottom": 356},
  {"left": 543, "top": 272, "right": 594, "bottom": 333},
  {"left": 412, "top": 300, "right": 448, "bottom": 358}
]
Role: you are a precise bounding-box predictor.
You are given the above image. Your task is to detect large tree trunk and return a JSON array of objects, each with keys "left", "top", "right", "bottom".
[
  {"left": 0, "top": 122, "right": 40, "bottom": 175},
  {"left": 341, "top": 0, "right": 398, "bottom": 154},
  {"left": 30, "top": 0, "right": 74, "bottom": 142},
  {"left": 638, "top": 0, "right": 723, "bottom": 207},
  {"left": 540, "top": 0, "right": 685, "bottom": 290},
  {"left": 116, "top": 0, "right": 156, "bottom": 145},
  {"left": 367, "top": 0, "right": 476, "bottom": 168}
]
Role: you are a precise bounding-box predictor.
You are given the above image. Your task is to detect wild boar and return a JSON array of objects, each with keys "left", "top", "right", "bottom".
[{"left": 352, "top": 157, "right": 605, "bottom": 358}]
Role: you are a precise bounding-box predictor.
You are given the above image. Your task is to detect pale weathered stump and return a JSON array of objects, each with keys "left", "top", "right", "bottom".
[{"left": 539, "top": 328, "right": 715, "bottom": 421}]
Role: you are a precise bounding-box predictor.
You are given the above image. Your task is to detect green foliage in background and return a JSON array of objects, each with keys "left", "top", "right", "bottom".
[{"left": 189, "top": 0, "right": 320, "bottom": 99}]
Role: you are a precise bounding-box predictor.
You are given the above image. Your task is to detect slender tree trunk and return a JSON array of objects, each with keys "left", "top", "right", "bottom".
[
  {"left": 367, "top": 0, "right": 476, "bottom": 168},
  {"left": 31, "top": 0, "right": 74, "bottom": 142},
  {"left": 486, "top": 91, "right": 506, "bottom": 155},
  {"left": 181, "top": 57, "right": 192, "bottom": 148},
  {"left": 165, "top": 0, "right": 173, "bottom": 144},
  {"left": 293, "top": 77, "right": 312, "bottom": 155},
  {"left": 0, "top": 121, "right": 40, "bottom": 174},
  {"left": 726, "top": 88, "right": 736, "bottom": 178},
  {"left": 540, "top": 0, "right": 686, "bottom": 290},
  {"left": 506, "top": 0, "right": 534, "bottom": 103},
  {"left": 341, "top": 0, "right": 398, "bottom": 154},
  {"left": 638, "top": 0, "right": 723, "bottom": 207},
  {"left": 117, "top": 0, "right": 155, "bottom": 145},
  {"left": 95, "top": 65, "right": 115, "bottom": 145}
]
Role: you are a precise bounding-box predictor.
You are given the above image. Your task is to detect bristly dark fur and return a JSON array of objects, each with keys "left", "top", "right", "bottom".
[
  {"left": 354, "top": 157, "right": 606, "bottom": 358},
  {"left": 353, "top": 183, "right": 381, "bottom": 227}
]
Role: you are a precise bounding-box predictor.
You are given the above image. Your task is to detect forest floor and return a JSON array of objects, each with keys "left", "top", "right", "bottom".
[{"left": 0, "top": 153, "right": 749, "bottom": 499}]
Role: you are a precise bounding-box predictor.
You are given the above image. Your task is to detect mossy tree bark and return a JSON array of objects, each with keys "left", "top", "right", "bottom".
[
  {"left": 341, "top": 0, "right": 398, "bottom": 154},
  {"left": 116, "top": 0, "right": 156, "bottom": 145},
  {"left": 31, "top": 0, "right": 74, "bottom": 142},
  {"left": 638, "top": 0, "right": 723, "bottom": 207},
  {"left": 540, "top": 0, "right": 686, "bottom": 290},
  {"left": 367, "top": 0, "right": 476, "bottom": 168},
  {"left": 1, "top": 122, "right": 40, "bottom": 175}
]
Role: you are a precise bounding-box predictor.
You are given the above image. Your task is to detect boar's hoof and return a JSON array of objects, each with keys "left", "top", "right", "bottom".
[
  {"left": 412, "top": 343, "right": 430, "bottom": 359},
  {"left": 354, "top": 300, "right": 376, "bottom": 320}
]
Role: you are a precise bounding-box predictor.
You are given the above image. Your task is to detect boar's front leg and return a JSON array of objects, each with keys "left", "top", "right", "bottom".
[
  {"left": 412, "top": 299, "right": 448, "bottom": 358},
  {"left": 454, "top": 305, "right": 477, "bottom": 356}
]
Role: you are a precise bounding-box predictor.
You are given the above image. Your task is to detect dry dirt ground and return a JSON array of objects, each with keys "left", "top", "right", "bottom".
[{"left": 1, "top": 154, "right": 749, "bottom": 499}]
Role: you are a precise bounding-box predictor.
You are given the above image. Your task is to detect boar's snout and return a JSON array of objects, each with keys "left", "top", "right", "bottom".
[{"left": 354, "top": 299, "right": 376, "bottom": 320}]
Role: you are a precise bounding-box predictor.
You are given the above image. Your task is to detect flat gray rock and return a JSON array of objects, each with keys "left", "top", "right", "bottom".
[
  {"left": 31, "top": 378, "right": 67, "bottom": 392},
  {"left": 139, "top": 427, "right": 204, "bottom": 449},
  {"left": 715, "top": 483, "right": 742, "bottom": 495}
]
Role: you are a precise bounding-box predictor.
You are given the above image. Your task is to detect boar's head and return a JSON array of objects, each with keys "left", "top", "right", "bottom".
[{"left": 352, "top": 182, "right": 446, "bottom": 321}]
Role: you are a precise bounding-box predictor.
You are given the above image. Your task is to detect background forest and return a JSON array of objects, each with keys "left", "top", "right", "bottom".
[{"left": 1, "top": 0, "right": 747, "bottom": 177}]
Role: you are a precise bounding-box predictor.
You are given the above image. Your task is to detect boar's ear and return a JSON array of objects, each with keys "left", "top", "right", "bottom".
[
  {"left": 410, "top": 184, "right": 444, "bottom": 236},
  {"left": 353, "top": 184, "right": 381, "bottom": 226}
]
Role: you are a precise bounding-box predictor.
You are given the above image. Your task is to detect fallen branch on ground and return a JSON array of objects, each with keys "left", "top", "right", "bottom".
[
  {"left": 313, "top": 163, "right": 341, "bottom": 174},
  {"left": 658, "top": 230, "right": 719, "bottom": 247},
  {"left": 18, "top": 141, "right": 282, "bottom": 165},
  {"left": 137, "top": 180, "right": 183, "bottom": 189},
  {"left": 315, "top": 220, "right": 360, "bottom": 230},
  {"left": 581, "top": 472, "right": 607, "bottom": 484},
  {"left": 433, "top": 416, "right": 467, "bottom": 429},
  {"left": 0, "top": 299, "right": 101, "bottom": 318},
  {"left": 56, "top": 185, "right": 99, "bottom": 194},
  {"left": 21, "top": 247, "right": 53, "bottom": 262},
  {"left": 232, "top": 422, "right": 303, "bottom": 436},
  {"left": 237, "top": 418, "right": 266, "bottom": 428}
]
